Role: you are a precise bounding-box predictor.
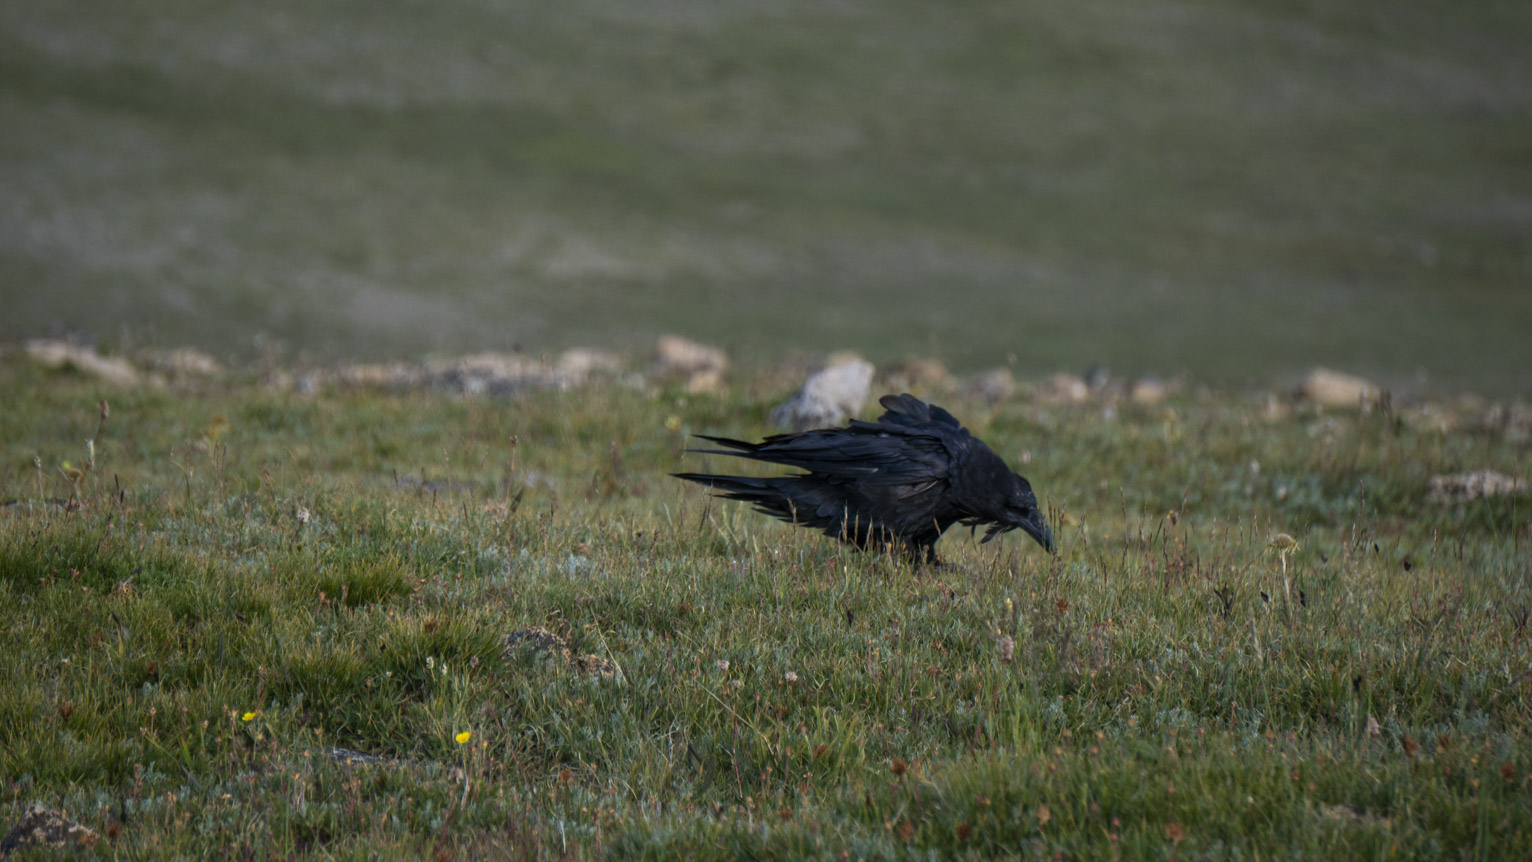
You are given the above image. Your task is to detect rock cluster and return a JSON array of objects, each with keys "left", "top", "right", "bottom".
[
  {"left": 19, "top": 337, "right": 1520, "bottom": 443},
  {"left": 24, "top": 340, "right": 148, "bottom": 387}
]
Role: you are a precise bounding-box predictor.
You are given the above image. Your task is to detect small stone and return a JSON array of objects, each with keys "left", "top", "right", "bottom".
[
  {"left": 1298, "top": 368, "right": 1380, "bottom": 408},
  {"left": 681, "top": 367, "right": 726, "bottom": 395},
  {"left": 262, "top": 369, "right": 295, "bottom": 392},
  {"left": 1129, "top": 376, "right": 1168, "bottom": 405},
  {"left": 1037, "top": 373, "right": 1089, "bottom": 404},
  {"left": 887, "top": 356, "right": 949, "bottom": 390},
  {"left": 503, "top": 627, "right": 574, "bottom": 663},
  {"left": 1482, "top": 404, "right": 1532, "bottom": 442},
  {"left": 143, "top": 347, "right": 222, "bottom": 377},
  {"left": 1318, "top": 803, "right": 1391, "bottom": 828},
  {"left": 556, "top": 348, "right": 623, "bottom": 380},
  {"left": 1083, "top": 363, "right": 1110, "bottom": 391},
  {"left": 965, "top": 368, "right": 1015, "bottom": 404},
  {"left": 769, "top": 356, "right": 875, "bottom": 431},
  {"left": 654, "top": 335, "right": 729, "bottom": 393},
  {"left": 334, "top": 363, "right": 424, "bottom": 389},
  {"left": 572, "top": 654, "right": 618, "bottom": 680},
  {"left": 321, "top": 747, "right": 414, "bottom": 769},
  {"left": 1400, "top": 406, "right": 1459, "bottom": 435}
]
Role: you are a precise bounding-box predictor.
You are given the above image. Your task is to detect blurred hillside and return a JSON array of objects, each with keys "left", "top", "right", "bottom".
[{"left": 1, "top": 0, "right": 1529, "bottom": 393}]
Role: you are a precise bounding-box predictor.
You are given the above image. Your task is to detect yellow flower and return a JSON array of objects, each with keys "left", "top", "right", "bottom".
[
  {"left": 455, "top": 731, "right": 472, "bottom": 744},
  {"left": 241, "top": 711, "right": 260, "bottom": 722}
]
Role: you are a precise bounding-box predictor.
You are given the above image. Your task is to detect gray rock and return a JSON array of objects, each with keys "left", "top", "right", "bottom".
[
  {"left": 769, "top": 356, "right": 875, "bottom": 431},
  {"left": 2, "top": 805, "right": 100, "bottom": 856},
  {"left": 1084, "top": 363, "right": 1110, "bottom": 391},
  {"left": 503, "top": 627, "right": 617, "bottom": 680},
  {"left": 322, "top": 747, "right": 416, "bottom": 769}
]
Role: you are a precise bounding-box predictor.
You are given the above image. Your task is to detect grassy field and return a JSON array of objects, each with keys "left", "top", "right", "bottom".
[
  {"left": 3, "top": 1, "right": 1531, "bottom": 393},
  {"left": 2, "top": 355, "right": 1529, "bottom": 858}
]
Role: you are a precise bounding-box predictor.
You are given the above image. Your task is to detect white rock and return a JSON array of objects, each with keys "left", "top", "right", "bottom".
[{"left": 769, "top": 356, "right": 875, "bottom": 431}]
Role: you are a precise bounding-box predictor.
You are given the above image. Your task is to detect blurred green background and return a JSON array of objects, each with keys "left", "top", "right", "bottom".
[{"left": 2, "top": 0, "right": 1528, "bottom": 393}]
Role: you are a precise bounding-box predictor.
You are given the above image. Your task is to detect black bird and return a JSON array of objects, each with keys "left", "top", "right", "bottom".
[{"left": 674, "top": 393, "right": 1053, "bottom": 564}]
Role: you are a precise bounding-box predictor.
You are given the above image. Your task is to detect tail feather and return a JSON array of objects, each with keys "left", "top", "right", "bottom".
[
  {"left": 674, "top": 471, "right": 809, "bottom": 524},
  {"left": 671, "top": 472, "right": 773, "bottom": 497},
  {"left": 674, "top": 472, "right": 834, "bottom": 530},
  {"left": 675, "top": 472, "right": 911, "bottom": 550},
  {"left": 687, "top": 434, "right": 760, "bottom": 453}
]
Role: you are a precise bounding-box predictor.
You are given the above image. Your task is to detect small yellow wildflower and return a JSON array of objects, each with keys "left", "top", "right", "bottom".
[
  {"left": 241, "top": 711, "right": 260, "bottom": 722},
  {"left": 455, "top": 731, "right": 472, "bottom": 744}
]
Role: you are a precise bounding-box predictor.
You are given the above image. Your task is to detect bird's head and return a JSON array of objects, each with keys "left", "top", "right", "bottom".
[{"left": 981, "top": 473, "right": 1055, "bottom": 554}]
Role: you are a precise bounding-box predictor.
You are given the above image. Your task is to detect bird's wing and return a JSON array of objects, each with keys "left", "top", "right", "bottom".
[
  {"left": 870, "top": 393, "right": 965, "bottom": 432},
  {"left": 690, "top": 426, "right": 948, "bottom": 495},
  {"left": 702, "top": 429, "right": 944, "bottom": 479},
  {"left": 685, "top": 395, "right": 976, "bottom": 502}
]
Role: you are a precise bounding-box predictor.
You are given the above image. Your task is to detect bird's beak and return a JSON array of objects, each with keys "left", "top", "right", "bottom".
[{"left": 1020, "top": 514, "right": 1055, "bottom": 554}]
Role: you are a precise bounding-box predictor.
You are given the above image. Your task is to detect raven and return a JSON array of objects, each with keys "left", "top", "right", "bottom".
[{"left": 674, "top": 393, "right": 1053, "bottom": 564}]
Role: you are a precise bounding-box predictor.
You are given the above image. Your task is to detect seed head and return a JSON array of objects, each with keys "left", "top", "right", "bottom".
[{"left": 1267, "top": 533, "right": 1299, "bottom": 553}]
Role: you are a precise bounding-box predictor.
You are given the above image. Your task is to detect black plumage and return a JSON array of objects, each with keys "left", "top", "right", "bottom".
[{"left": 674, "top": 393, "right": 1053, "bottom": 564}]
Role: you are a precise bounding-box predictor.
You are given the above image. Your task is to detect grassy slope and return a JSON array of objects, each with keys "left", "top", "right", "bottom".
[
  {"left": 1, "top": 358, "right": 1529, "bottom": 858},
  {"left": 2, "top": 1, "right": 1531, "bottom": 392}
]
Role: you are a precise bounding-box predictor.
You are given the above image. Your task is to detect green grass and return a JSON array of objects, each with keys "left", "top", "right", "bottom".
[
  {"left": 2, "top": 1, "right": 1531, "bottom": 393},
  {"left": 1, "top": 356, "right": 1529, "bottom": 858}
]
